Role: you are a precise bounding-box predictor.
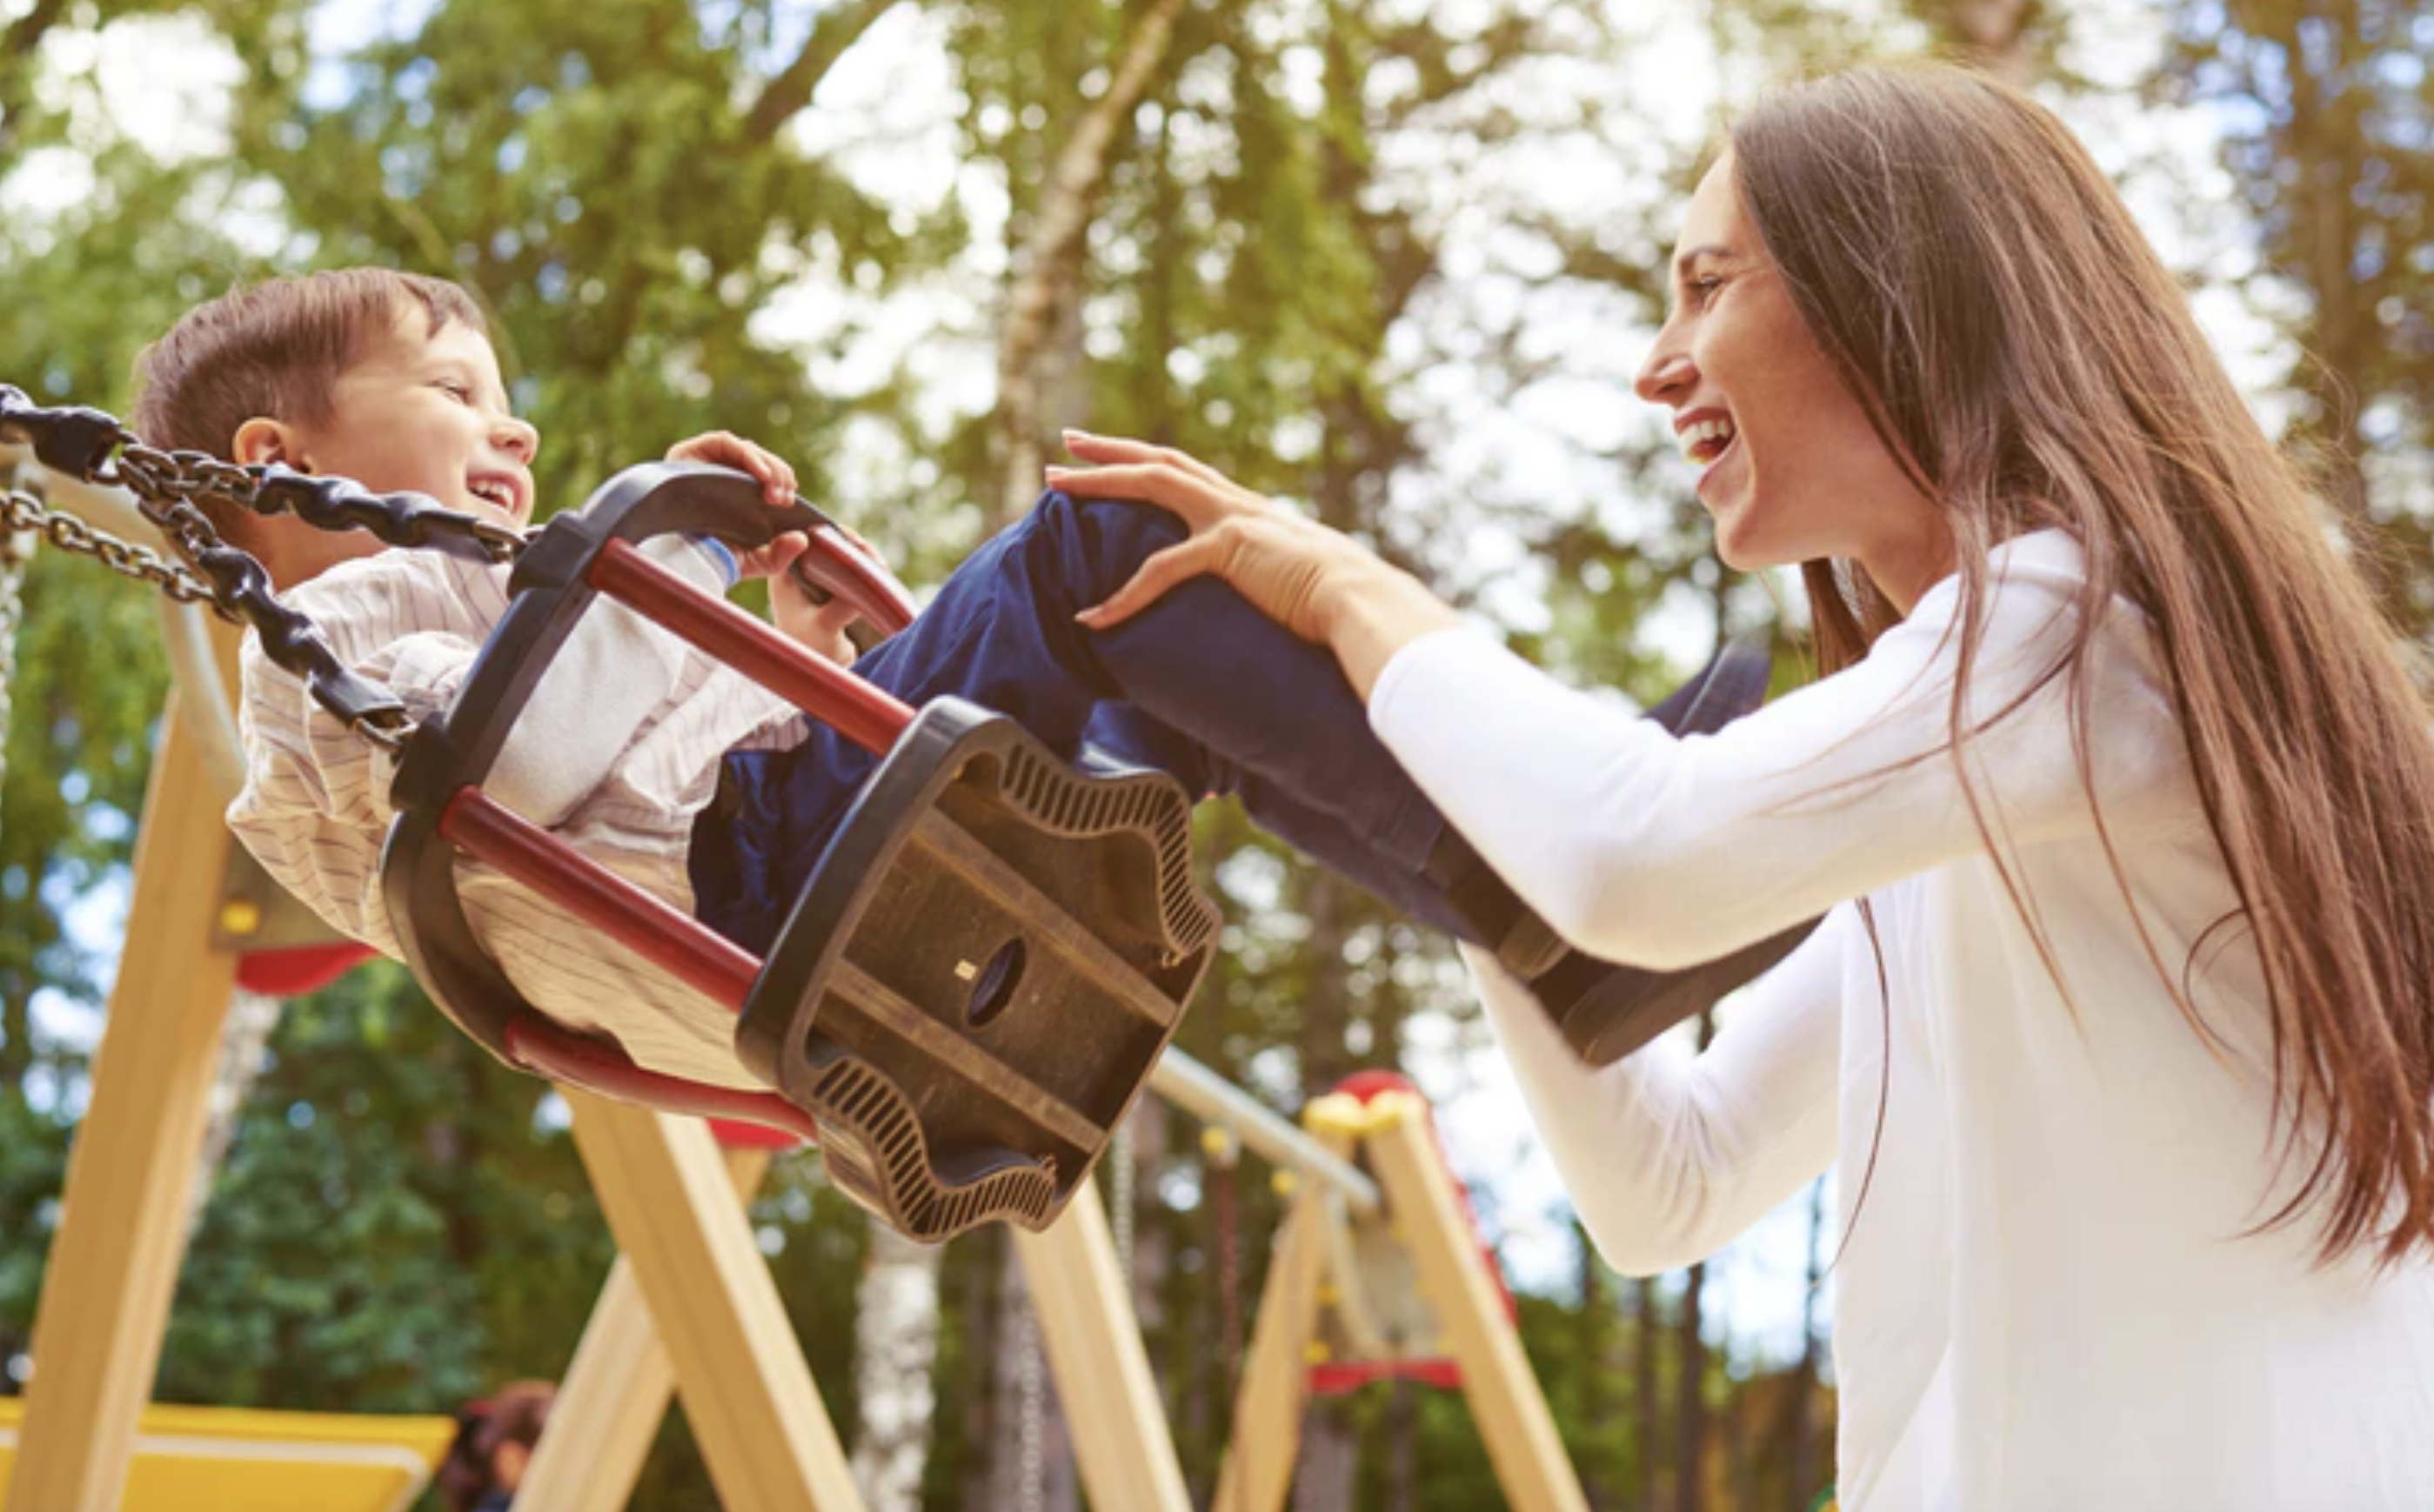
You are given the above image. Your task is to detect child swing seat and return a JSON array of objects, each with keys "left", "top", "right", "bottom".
[
  {"left": 381, "top": 464, "right": 1222, "bottom": 1242},
  {"left": 0, "top": 381, "right": 1217, "bottom": 1243}
]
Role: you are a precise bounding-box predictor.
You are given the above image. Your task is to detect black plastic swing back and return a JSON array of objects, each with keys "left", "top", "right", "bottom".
[
  {"left": 734, "top": 697, "right": 1217, "bottom": 1238},
  {"left": 381, "top": 464, "right": 1220, "bottom": 1241}
]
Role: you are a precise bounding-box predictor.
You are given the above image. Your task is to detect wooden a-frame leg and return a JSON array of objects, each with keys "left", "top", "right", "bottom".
[
  {"left": 1012, "top": 1174, "right": 1192, "bottom": 1512},
  {"left": 1361, "top": 1092, "right": 1589, "bottom": 1512},
  {"left": 563, "top": 1090, "right": 865, "bottom": 1512},
  {"left": 1210, "top": 1094, "right": 1361, "bottom": 1512},
  {"left": 513, "top": 1147, "right": 773, "bottom": 1512},
  {"left": 5, "top": 684, "right": 242, "bottom": 1512}
]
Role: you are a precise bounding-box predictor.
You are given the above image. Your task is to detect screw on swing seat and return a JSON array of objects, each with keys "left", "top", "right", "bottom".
[{"left": 379, "top": 464, "right": 1220, "bottom": 1241}]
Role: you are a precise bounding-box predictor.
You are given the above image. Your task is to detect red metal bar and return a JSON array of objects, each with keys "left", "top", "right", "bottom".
[
  {"left": 504, "top": 1014, "right": 819, "bottom": 1145},
  {"left": 588, "top": 538, "right": 916, "bottom": 755},
  {"left": 439, "top": 789, "right": 759, "bottom": 1013}
]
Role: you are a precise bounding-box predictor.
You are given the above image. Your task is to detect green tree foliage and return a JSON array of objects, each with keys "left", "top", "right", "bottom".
[
  {"left": 2164, "top": 0, "right": 2434, "bottom": 626},
  {"left": 15, "top": 0, "right": 2416, "bottom": 1507},
  {"left": 219, "top": 0, "right": 945, "bottom": 518}
]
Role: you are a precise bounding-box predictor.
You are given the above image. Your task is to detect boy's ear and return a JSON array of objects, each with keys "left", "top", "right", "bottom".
[{"left": 232, "top": 418, "right": 304, "bottom": 470}]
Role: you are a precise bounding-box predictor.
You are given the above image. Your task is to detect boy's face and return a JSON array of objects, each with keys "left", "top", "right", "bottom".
[{"left": 283, "top": 306, "right": 538, "bottom": 527}]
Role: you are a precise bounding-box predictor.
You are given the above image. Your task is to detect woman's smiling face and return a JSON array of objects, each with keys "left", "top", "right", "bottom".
[{"left": 1635, "top": 151, "right": 1949, "bottom": 608}]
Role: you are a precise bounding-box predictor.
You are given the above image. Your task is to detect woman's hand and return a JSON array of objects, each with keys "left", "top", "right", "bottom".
[
  {"left": 1047, "top": 431, "right": 1461, "bottom": 699},
  {"left": 665, "top": 431, "right": 860, "bottom": 666}
]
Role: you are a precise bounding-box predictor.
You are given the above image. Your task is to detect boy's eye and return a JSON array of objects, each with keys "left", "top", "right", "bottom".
[{"left": 435, "top": 379, "right": 474, "bottom": 403}]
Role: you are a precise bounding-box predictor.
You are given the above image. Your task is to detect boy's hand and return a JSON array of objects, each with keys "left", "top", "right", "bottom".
[
  {"left": 663, "top": 431, "right": 858, "bottom": 666},
  {"left": 763, "top": 533, "right": 866, "bottom": 666},
  {"left": 667, "top": 430, "right": 797, "bottom": 505}
]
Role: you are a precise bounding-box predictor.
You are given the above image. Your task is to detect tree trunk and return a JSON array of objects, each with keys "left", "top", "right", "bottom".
[
  {"left": 1678, "top": 1259, "right": 1707, "bottom": 1512},
  {"left": 958, "top": 1230, "right": 1004, "bottom": 1512},
  {"left": 2281, "top": 19, "right": 2383, "bottom": 605},
  {"left": 1293, "top": 870, "right": 1360, "bottom": 1506},
  {"left": 1294, "top": 1399, "right": 1359, "bottom": 1512},
  {"left": 1789, "top": 1178, "right": 1827, "bottom": 1506},
  {"left": 1385, "top": 1377, "right": 1419, "bottom": 1512},
  {"left": 1577, "top": 1224, "right": 1612, "bottom": 1512},
  {"left": 1676, "top": 1009, "right": 1719, "bottom": 1512},
  {"left": 848, "top": 1225, "right": 944, "bottom": 1512},
  {"left": 993, "top": 0, "right": 1190, "bottom": 525},
  {"left": 980, "top": 1241, "right": 1077, "bottom": 1512},
  {"left": 1635, "top": 1274, "right": 1664, "bottom": 1512}
]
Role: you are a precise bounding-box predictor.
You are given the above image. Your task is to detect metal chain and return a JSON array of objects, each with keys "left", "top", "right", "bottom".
[
  {"left": 0, "top": 385, "right": 529, "bottom": 752},
  {"left": 0, "top": 519, "right": 30, "bottom": 823},
  {"left": 1016, "top": 1288, "right": 1046, "bottom": 1512},
  {"left": 1110, "top": 1114, "right": 1134, "bottom": 1286},
  {"left": 1, "top": 485, "right": 226, "bottom": 613}
]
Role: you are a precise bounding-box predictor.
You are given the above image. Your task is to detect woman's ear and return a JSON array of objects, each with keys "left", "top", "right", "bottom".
[{"left": 232, "top": 418, "right": 303, "bottom": 469}]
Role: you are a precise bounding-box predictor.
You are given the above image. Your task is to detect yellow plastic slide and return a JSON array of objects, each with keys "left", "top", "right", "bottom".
[{"left": 0, "top": 1398, "right": 457, "bottom": 1512}]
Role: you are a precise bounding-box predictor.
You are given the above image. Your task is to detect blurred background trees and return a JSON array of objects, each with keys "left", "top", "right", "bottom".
[{"left": 3, "top": 0, "right": 2426, "bottom": 1508}]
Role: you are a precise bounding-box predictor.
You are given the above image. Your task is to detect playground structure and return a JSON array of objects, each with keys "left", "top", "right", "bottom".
[
  {"left": 0, "top": 1400, "right": 457, "bottom": 1512},
  {"left": 0, "top": 437, "right": 1601, "bottom": 1512}
]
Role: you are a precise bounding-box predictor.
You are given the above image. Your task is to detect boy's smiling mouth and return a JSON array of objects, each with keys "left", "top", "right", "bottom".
[{"left": 467, "top": 474, "right": 523, "bottom": 515}]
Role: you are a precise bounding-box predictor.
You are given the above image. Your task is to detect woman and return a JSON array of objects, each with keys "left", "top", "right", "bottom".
[{"left": 1052, "top": 63, "right": 2434, "bottom": 1509}]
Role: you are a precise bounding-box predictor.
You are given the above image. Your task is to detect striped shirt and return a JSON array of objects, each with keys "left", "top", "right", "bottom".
[{"left": 227, "top": 540, "right": 806, "bottom": 1089}]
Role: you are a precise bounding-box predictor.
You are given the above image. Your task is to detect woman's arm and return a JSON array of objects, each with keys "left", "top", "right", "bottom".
[
  {"left": 1052, "top": 437, "right": 2190, "bottom": 968},
  {"left": 1372, "top": 545, "right": 2186, "bottom": 967},
  {"left": 1468, "top": 907, "right": 1847, "bottom": 1275}
]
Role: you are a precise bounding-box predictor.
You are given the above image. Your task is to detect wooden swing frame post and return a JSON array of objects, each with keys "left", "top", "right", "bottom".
[
  {"left": 4, "top": 624, "right": 247, "bottom": 1512},
  {"left": 1214, "top": 1088, "right": 1591, "bottom": 1512}
]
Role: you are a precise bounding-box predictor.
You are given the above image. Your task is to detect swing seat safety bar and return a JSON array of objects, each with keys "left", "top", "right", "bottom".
[{"left": 382, "top": 465, "right": 1220, "bottom": 1242}]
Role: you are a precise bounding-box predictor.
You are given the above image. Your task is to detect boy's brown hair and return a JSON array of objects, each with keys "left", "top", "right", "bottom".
[{"left": 130, "top": 269, "right": 486, "bottom": 544}]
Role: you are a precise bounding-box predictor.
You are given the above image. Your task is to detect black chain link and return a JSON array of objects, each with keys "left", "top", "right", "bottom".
[
  {"left": 0, "top": 487, "right": 227, "bottom": 608},
  {"left": 0, "top": 384, "right": 534, "bottom": 751}
]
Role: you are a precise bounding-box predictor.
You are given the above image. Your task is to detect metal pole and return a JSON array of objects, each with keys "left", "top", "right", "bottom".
[{"left": 1147, "top": 1049, "right": 1381, "bottom": 1216}]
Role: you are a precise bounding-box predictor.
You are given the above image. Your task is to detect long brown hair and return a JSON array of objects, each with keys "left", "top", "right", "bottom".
[{"left": 1733, "top": 63, "right": 2434, "bottom": 1268}]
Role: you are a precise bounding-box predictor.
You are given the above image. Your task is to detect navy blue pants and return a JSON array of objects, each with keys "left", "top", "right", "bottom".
[{"left": 690, "top": 490, "right": 1470, "bottom": 956}]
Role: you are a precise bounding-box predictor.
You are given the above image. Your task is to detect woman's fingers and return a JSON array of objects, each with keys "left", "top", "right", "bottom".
[
  {"left": 1045, "top": 459, "right": 1248, "bottom": 532},
  {"left": 1077, "top": 539, "right": 1218, "bottom": 631},
  {"left": 1077, "top": 514, "right": 1335, "bottom": 640}
]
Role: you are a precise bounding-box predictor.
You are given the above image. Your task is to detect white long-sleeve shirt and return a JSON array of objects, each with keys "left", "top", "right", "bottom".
[
  {"left": 1370, "top": 530, "right": 2434, "bottom": 1510},
  {"left": 228, "top": 539, "right": 801, "bottom": 1089}
]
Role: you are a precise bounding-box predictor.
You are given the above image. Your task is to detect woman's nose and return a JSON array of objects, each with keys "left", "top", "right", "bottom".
[{"left": 1635, "top": 336, "right": 1695, "bottom": 407}]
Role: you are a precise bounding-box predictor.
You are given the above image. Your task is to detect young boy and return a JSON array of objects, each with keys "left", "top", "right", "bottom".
[{"left": 139, "top": 268, "right": 1784, "bottom": 1090}]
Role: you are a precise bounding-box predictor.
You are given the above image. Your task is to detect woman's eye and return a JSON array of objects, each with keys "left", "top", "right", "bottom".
[{"left": 1690, "top": 275, "right": 1724, "bottom": 308}]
